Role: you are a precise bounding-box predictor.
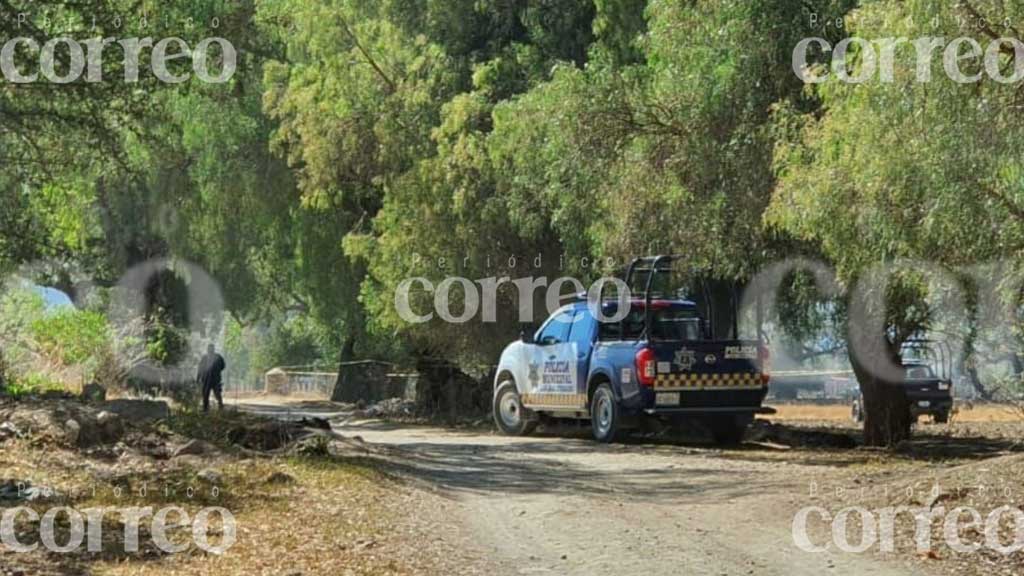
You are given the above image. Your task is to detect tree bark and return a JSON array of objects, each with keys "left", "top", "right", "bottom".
[
  {"left": 330, "top": 337, "right": 358, "bottom": 403},
  {"left": 848, "top": 318, "right": 912, "bottom": 447},
  {"left": 857, "top": 368, "right": 913, "bottom": 447},
  {"left": 704, "top": 278, "right": 739, "bottom": 340}
]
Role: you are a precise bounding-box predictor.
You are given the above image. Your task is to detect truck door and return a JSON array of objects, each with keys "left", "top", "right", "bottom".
[
  {"left": 567, "top": 308, "right": 596, "bottom": 395},
  {"left": 524, "top": 307, "right": 582, "bottom": 408}
]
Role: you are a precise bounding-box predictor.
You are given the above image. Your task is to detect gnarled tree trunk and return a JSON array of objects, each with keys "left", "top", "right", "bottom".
[
  {"left": 856, "top": 366, "right": 912, "bottom": 446},
  {"left": 849, "top": 320, "right": 912, "bottom": 447}
]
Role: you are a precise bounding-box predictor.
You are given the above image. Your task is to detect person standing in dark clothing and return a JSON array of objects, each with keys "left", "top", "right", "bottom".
[{"left": 197, "top": 344, "right": 226, "bottom": 412}]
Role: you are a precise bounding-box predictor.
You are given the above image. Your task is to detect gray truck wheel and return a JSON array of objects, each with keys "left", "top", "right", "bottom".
[
  {"left": 590, "top": 383, "right": 622, "bottom": 443},
  {"left": 493, "top": 381, "right": 537, "bottom": 436}
]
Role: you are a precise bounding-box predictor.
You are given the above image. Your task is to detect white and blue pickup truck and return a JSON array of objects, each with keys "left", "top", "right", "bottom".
[{"left": 492, "top": 256, "right": 773, "bottom": 444}]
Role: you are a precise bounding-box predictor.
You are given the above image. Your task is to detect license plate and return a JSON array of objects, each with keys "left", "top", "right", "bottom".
[
  {"left": 917, "top": 401, "right": 930, "bottom": 408},
  {"left": 656, "top": 393, "right": 680, "bottom": 407}
]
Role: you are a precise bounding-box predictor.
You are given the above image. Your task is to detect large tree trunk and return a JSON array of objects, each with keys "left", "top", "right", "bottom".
[
  {"left": 857, "top": 368, "right": 913, "bottom": 446},
  {"left": 848, "top": 321, "right": 912, "bottom": 447},
  {"left": 330, "top": 337, "right": 357, "bottom": 402},
  {"left": 702, "top": 279, "right": 740, "bottom": 340},
  {"left": 959, "top": 312, "right": 991, "bottom": 400}
]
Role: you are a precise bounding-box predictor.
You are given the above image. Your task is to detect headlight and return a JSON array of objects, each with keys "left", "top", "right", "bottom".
[{"left": 938, "top": 382, "right": 950, "bottom": 391}]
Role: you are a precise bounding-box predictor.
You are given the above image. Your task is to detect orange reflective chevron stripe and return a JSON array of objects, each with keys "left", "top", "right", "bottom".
[{"left": 653, "top": 373, "right": 766, "bottom": 390}]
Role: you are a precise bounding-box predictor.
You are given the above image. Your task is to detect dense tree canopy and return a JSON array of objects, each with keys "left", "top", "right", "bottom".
[{"left": 6, "top": 0, "right": 1024, "bottom": 443}]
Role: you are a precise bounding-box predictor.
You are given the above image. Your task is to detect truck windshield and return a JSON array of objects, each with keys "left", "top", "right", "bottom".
[{"left": 905, "top": 366, "right": 934, "bottom": 379}]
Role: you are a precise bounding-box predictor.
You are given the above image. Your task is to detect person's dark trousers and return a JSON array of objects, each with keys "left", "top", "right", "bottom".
[{"left": 203, "top": 382, "right": 224, "bottom": 412}]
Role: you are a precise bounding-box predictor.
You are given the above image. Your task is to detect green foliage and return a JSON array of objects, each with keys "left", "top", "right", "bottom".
[
  {"left": 3, "top": 373, "right": 65, "bottom": 399},
  {"left": 30, "top": 308, "right": 111, "bottom": 367},
  {"left": 768, "top": 0, "right": 1024, "bottom": 356},
  {"left": 253, "top": 317, "right": 337, "bottom": 373},
  {"left": 770, "top": 1, "right": 1024, "bottom": 277},
  {"left": 593, "top": 0, "right": 648, "bottom": 64},
  {"left": 0, "top": 289, "right": 46, "bottom": 338},
  {"left": 145, "top": 317, "right": 190, "bottom": 366},
  {"left": 0, "top": 289, "right": 48, "bottom": 369},
  {"left": 16, "top": 0, "right": 1023, "bottom": 390}
]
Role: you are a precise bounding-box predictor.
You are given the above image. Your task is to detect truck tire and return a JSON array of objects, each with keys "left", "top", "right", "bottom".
[
  {"left": 590, "top": 383, "right": 622, "bottom": 443},
  {"left": 493, "top": 381, "right": 537, "bottom": 436},
  {"left": 709, "top": 416, "right": 747, "bottom": 446},
  {"left": 934, "top": 411, "right": 949, "bottom": 424}
]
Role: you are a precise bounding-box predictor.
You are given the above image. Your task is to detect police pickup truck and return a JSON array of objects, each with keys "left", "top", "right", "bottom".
[{"left": 492, "top": 256, "right": 772, "bottom": 444}]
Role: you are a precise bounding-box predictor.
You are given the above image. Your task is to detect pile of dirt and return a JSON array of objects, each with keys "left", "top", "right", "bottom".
[
  {"left": 0, "top": 396, "right": 341, "bottom": 458},
  {"left": 354, "top": 397, "right": 416, "bottom": 419},
  {"left": 0, "top": 399, "right": 126, "bottom": 448},
  {"left": 226, "top": 417, "right": 321, "bottom": 451}
]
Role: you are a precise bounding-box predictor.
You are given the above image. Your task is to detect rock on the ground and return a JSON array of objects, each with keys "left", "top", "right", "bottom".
[
  {"left": 96, "top": 410, "right": 125, "bottom": 438},
  {"left": 196, "top": 468, "right": 223, "bottom": 485},
  {"left": 0, "top": 401, "right": 125, "bottom": 448},
  {"left": 64, "top": 419, "right": 81, "bottom": 445},
  {"left": 172, "top": 439, "right": 216, "bottom": 458},
  {"left": 0, "top": 479, "right": 27, "bottom": 501},
  {"left": 356, "top": 397, "right": 416, "bottom": 419},
  {"left": 0, "top": 421, "right": 21, "bottom": 442},
  {"left": 80, "top": 383, "right": 107, "bottom": 403},
  {"left": 0, "top": 480, "right": 60, "bottom": 503},
  {"left": 265, "top": 471, "right": 296, "bottom": 485},
  {"left": 100, "top": 399, "right": 170, "bottom": 424}
]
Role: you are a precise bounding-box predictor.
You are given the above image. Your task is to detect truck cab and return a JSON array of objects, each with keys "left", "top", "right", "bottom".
[{"left": 493, "top": 256, "right": 773, "bottom": 444}]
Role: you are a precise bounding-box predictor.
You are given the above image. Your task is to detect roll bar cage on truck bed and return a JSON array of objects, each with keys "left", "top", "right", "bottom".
[{"left": 601, "top": 254, "right": 743, "bottom": 342}]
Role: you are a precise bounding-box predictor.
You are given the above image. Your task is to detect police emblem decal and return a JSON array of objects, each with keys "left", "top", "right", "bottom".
[
  {"left": 527, "top": 362, "right": 540, "bottom": 386},
  {"left": 673, "top": 348, "right": 696, "bottom": 371}
]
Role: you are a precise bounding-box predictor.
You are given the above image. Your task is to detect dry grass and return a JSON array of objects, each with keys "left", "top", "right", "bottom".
[
  {"left": 91, "top": 458, "right": 439, "bottom": 576},
  {"left": 0, "top": 434, "right": 479, "bottom": 575},
  {"left": 769, "top": 402, "right": 1023, "bottom": 423}
]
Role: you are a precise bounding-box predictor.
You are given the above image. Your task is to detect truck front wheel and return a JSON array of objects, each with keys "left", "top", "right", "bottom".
[
  {"left": 493, "top": 381, "right": 537, "bottom": 436},
  {"left": 590, "top": 383, "right": 622, "bottom": 443}
]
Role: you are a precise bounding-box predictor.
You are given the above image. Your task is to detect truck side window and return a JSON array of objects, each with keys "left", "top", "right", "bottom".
[
  {"left": 568, "top": 309, "right": 596, "bottom": 353},
  {"left": 598, "top": 309, "right": 644, "bottom": 340},
  {"left": 536, "top": 308, "right": 573, "bottom": 345},
  {"left": 598, "top": 320, "right": 620, "bottom": 340}
]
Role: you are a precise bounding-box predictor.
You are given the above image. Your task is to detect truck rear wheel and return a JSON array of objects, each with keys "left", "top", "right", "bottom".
[
  {"left": 590, "top": 383, "right": 622, "bottom": 443},
  {"left": 493, "top": 381, "right": 537, "bottom": 436}
]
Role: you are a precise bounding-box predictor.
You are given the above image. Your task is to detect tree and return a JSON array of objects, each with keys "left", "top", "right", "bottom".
[{"left": 768, "top": 0, "right": 1024, "bottom": 444}]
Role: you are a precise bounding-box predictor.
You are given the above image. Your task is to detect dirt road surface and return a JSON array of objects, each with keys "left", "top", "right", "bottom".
[{"left": 235, "top": 398, "right": 928, "bottom": 576}]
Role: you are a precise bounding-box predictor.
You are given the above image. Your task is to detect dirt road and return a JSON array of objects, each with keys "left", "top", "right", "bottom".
[{"left": 236, "top": 399, "right": 928, "bottom": 576}]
